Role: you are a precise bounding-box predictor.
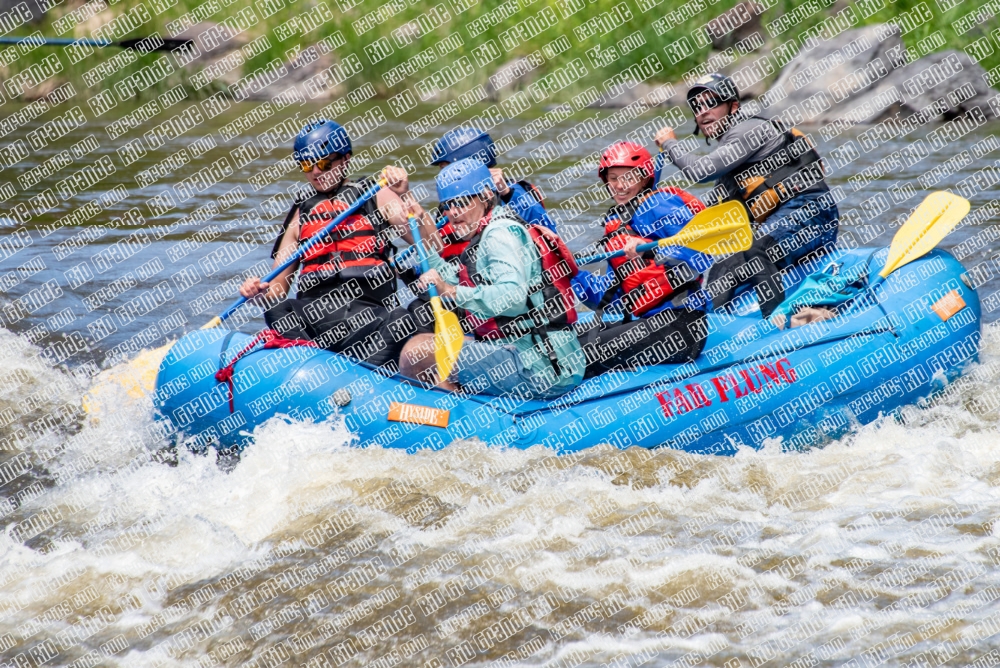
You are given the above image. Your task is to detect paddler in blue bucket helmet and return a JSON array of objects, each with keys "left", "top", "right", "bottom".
[
  {"left": 430, "top": 127, "right": 556, "bottom": 231},
  {"left": 398, "top": 158, "right": 586, "bottom": 399},
  {"left": 393, "top": 127, "right": 558, "bottom": 335},
  {"left": 238, "top": 119, "right": 431, "bottom": 368}
]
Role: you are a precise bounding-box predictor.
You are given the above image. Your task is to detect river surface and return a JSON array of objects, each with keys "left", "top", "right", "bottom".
[{"left": 3, "top": 99, "right": 1000, "bottom": 666}]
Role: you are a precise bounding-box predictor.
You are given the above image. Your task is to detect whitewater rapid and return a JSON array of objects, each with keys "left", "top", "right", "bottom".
[{"left": 1, "top": 321, "right": 1000, "bottom": 666}]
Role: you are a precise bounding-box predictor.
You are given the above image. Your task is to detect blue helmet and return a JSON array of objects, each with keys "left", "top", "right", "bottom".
[
  {"left": 436, "top": 158, "right": 496, "bottom": 204},
  {"left": 431, "top": 127, "right": 497, "bottom": 167},
  {"left": 293, "top": 119, "right": 352, "bottom": 162}
]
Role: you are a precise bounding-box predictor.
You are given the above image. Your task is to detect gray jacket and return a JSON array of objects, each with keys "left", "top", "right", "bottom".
[{"left": 663, "top": 115, "right": 827, "bottom": 203}]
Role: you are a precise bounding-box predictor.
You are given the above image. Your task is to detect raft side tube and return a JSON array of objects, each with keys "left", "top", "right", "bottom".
[{"left": 154, "top": 249, "right": 981, "bottom": 455}]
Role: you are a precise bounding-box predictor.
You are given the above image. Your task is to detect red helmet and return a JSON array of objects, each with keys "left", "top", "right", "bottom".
[{"left": 599, "top": 142, "right": 654, "bottom": 183}]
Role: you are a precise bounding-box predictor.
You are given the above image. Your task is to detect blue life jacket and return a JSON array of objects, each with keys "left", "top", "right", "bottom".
[
  {"left": 598, "top": 190, "right": 711, "bottom": 316},
  {"left": 503, "top": 181, "right": 556, "bottom": 232}
]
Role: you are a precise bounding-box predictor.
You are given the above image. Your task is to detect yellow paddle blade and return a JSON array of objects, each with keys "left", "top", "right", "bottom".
[
  {"left": 430, "top": 296, "right": 464, "bottom": 381},
  {"left": 81, "top": 343, "right": 172, "bottom": 416},
  {"left": 880, "top": 191, "right": 971, "bottom": 278},
  {"left": 83, "top": 310, "right": 225, "bottom": 416},
  {"left": 662, "top": 200, "right": 752, "bottom": 255}
]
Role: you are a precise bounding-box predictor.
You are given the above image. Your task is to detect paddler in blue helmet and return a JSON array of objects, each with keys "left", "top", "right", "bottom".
[
  {"left": 394, "top": 126, "right": 558, "bottom": 334},
  {"left": 389, "top": 127, "right": 555, "bottom": 238},
  {"left": 239, "top": 119, "right": 430, "bottom": 367},
  {"left": 430, "top": 126, "right": 556, "bottom": 232},
  {"left": 398, "top": 158, "right": 585, "bottom": 399},
  {"left": 655, "top": 72, "right": 839, "bottom": 270}
]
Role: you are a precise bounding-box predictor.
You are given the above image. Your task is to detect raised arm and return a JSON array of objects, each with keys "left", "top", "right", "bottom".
[{"left": 654, "top": 120, "right": 778, "bottom": 184}]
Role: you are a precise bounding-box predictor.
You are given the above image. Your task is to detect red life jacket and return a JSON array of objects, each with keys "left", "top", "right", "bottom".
[
  {"left": 438, "top": 219, "right": 469, "bottom": 261},
  {"left": 455, "top": 209, "right": 579, "bottom": 343},
  {"left": 602, "top": 188, "right": 705, "bottom": 316},
  {"left": 294, "top": 181, "right": 394, "bottom": 302}
]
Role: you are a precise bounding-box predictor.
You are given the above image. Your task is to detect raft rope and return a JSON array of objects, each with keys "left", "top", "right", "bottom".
[{"left": 215, "top": 330, "right": 316, "bottom": 412}]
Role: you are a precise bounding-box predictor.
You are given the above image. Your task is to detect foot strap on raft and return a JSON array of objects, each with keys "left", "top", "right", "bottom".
[{"left": 215, "top": 330, "right": 316, "bottom": 412}]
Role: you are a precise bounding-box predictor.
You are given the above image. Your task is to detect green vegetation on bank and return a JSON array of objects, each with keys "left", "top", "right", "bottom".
[{"left": 0, "top": 0, "right": 996, "bottom": 109}]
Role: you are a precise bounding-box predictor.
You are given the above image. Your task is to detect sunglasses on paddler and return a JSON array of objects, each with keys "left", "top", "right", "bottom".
[
  {"left": 299, "top": 154, "right": 345, "bottom": 173},
  {"left": 689, "top": 94, "right": 724, "bottom": 115},
  {"left": 440, "top": 195, "right": 481, "bottom": 211}
]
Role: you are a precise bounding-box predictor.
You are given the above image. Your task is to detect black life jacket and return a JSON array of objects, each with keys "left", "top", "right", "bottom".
[
  {"left": 730, "top": 116, "right": 827, "bottom": 224},
  {"left": 272, "top": 180, "right": 395, "bottom": 302}
]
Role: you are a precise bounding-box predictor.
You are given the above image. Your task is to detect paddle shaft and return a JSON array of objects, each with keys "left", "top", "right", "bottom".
[
  {"left": 210, "top": 178, "right": 386, "bottom": 326},
  {"left": 392, "top": 210, "right": 462, "bottom": 269},
  {"left": 407, "top": 216, "right": 439, "bottom": 297},
  {"left": 395, "top": 218, "right": 446, "bottom": 266},
  {"left": 0, "top": 35, "right": 192, "bottom": 52},
  {"left": 576, "top": 240, "right": 663, "bottom": 266}
]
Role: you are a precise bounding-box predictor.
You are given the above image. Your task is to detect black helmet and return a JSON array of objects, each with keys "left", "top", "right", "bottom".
[
  {"left": 686, "top": 72, "right": 740, "bottom": 110},
  {"left": 687, "top": 73, "right": 740, "bottom": 138}
]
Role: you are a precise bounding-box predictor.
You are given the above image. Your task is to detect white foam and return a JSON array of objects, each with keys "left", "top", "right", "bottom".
[{"left": 0, "top": 322, "right": 998, "bottom": 665}]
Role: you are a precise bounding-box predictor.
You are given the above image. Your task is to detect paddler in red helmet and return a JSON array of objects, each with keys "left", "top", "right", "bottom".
[{"left": 575, "top": 141, "right": 711, "bottom": 376}]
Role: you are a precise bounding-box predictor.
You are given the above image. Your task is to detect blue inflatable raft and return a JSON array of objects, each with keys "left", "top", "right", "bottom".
[{"left": 153, "top": 248, "right": 981, "bottom": 455}]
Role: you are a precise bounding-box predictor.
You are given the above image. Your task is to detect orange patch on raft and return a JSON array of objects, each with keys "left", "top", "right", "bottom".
[
  {"left": 931, "top": 290, "right": 966, "bottom": 322},
  {"left": 387, "top": 402, "right": 450, "bottom": 428}
]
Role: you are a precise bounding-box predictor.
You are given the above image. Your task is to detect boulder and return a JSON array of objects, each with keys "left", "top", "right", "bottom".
[
  {"left": 764, "top": 24, "right": 908, "bottom": 123},
  {"left": 75, "top": 9, "right": 116, "bottom": 37},
  {"left": 170, "top": 21, "right": 247, "bottom": 66},
  {"left": 22, "top": 77, "right": 66, "bottom": 101},
  {"left": 486, "top": 57, "right": 540, "bottom": 101},
  {"left": 235, "top": 50, "right": 346, "bottom": 103},
  {"left": 760, "top": 23, "right": 1000, "bottom": 124},
  {"left": 0, "top": 0, "right": 44, "bottom": 23},
  {"left": 833, "top": 50, "right": 999, "bottom": 124},
  {"left": 718, "top": 46, "right": 780, "bottom": 99},
  {"left": 587, "top": 81, "right": 687, "bottom": 109},
  {"left": 168, "top": 21, "right": 348, "bottom": 103},
  {"left": 704, "top": 1, "right": 766, "bottom": 52},
  {"left": 588, "top": 80, "right": 656, "bottom": 108}
]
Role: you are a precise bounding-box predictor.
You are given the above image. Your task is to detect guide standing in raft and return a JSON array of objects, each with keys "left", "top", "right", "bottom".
[{"left": 238, "top": 119, "right": 429, "bottom": 367}]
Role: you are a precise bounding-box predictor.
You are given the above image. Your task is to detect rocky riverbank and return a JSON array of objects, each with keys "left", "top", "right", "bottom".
[{"left": 0, "top": 0, "right": 997, "bottom": 130}]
